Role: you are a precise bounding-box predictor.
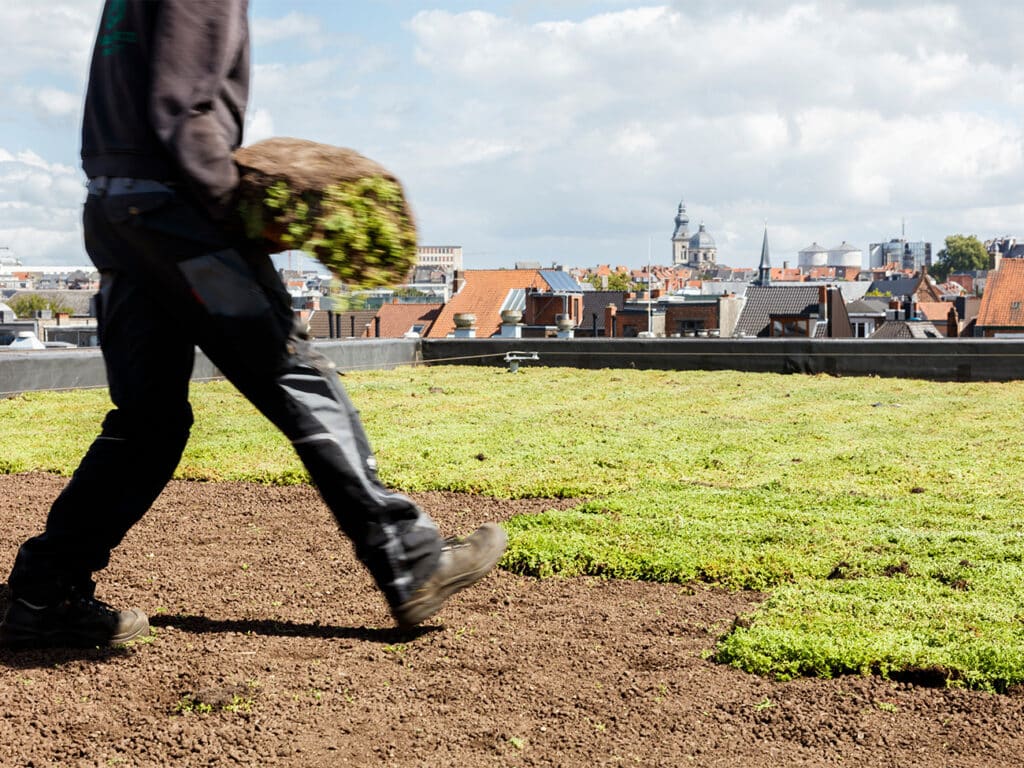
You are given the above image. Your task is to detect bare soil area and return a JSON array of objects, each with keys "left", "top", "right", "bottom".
[{"left": 1, "top": 472, "right": 1022, "bottom": 767}]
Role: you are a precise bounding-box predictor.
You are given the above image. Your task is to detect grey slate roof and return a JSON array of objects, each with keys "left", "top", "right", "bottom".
[
  {"left": 835, "top": 281, "right": 872, "bottom": 302},
  {"left": 733, "top": 285, "right": 823, "bottom": 337},
  {"left": 580, "top": 291, "right": 627, "bottom": 333},
  {"left": 870, "top": 320, "right": 942, "bottom": 339},
  {"left": 846, "top": 298, "right": 888, "bottom": 316},
  {"left": 866, "top": 275, "right": 921, "bottom": 300},
  {"left": 689, "top": 224, "right": 715, "bottom": 249},
  {"left": 701, "top": 281, "right": 749, "bottom": 297}
]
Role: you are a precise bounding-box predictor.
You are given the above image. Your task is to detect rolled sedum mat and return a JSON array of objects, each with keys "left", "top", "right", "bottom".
[{"left": 234, "top": 137, "right": 417, "bottom": 287}]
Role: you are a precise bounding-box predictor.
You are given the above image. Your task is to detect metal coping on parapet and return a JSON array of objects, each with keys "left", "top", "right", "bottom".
[{"left": 343, "top": 344, "right": 1024, "bottom": 375}]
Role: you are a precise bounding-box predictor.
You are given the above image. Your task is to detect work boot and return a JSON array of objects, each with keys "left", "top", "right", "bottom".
[
  {"left": 0, "top": 594, "right": 150, "bottom": 648},
  {"left": 393, "top": 523, "right": 508, "bottom": 629}
]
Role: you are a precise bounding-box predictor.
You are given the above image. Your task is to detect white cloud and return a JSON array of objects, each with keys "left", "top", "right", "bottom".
[
  {"left": 3, "top": 2, "right": 1024, "bottom": 269},
  {"left": 846, "top": 113, "right": 1023, "bottom": 206},
  {"left": 0, "top": 150, "right": 82, "bottom": 201},
  {"left": 252, "top": 12, "right": 327, "bottom": 51},
  {"left": 0, "top": 2, "right": 100, "bottom": 81},
  {"left": 245, "top": 108, "right": 276, "bottom": 145},
  {"left": 35, "top": 88, "right": 81, "bottom": 121},
  {"left": 0, "top": 150, "right": 85, "bottom": 264},
  {"left": 10, "top": 86, "right": 82, "bottom": 124},
  {"left": 0, "top": 226, "right": 83, "bottom": 265},
  {"left": 612, "top": 124, "right": 660, "bottom": 158},
  {"left": 415, "top": 137, "right": 524, "bottom": 169},
  {"left": 250, "top": 59, "right": 363, "bottom": 144},
  {"left": 401, "top": 3, "right": 1024, "bottom": 265}
]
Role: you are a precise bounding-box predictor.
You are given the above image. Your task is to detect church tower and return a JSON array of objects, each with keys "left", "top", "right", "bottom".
[
  {"left": 671, "top": 201, "right": 690, "bottom": 266},
  {"left": 755, "top": 224, "right": 772, "bottom": 286}
]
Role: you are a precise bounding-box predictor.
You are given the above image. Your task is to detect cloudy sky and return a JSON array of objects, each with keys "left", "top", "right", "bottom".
[{"left": 1, "top": 1, "right": 1022, "bottom": 270}]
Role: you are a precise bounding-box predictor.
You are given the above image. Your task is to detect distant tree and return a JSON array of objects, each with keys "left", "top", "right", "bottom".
[
  {"left": 587, "top": 272, "right": 633, "bottom": 291},
  {"left": 9, "top": 295, "right": 73, "bottom": 318},
  {"left": 931, "top": 235, "right": 989, "bottom": 282}
]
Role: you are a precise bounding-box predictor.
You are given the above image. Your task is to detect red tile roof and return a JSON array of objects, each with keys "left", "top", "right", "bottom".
[
  {"left": 977, "top": 259, "right": 1024, "bottom": 328},
  {"left": 948, "top": 274, "right": 975, "bottom": 293},
  {"left": 426, "top": 269, "right": 552, "bottom": 338},
  {"left": 807, "top": 266, "right": 863, "bottom": 281},
  {"left": 375, "top": 302, "right": 442, "bottom": 338},
  {"left": 770, "top": 268, "right": 805, "bottom": 282},
  {"left": 914, "top": 301, "right": 956, "bottom": 336},
  {"left": 915, "top": 301, "right": 954, "bottom": 323}
]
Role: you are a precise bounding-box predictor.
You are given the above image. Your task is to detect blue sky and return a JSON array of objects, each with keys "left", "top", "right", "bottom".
[{"left": 1, "top": 1, "right": 1023, "bottom": 270}]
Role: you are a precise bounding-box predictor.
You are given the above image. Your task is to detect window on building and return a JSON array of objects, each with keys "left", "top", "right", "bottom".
[
  {"left": 770, "top": 317, "right": 811, "bottom": 337},
  {"left": 675, "top": 319, "right": 705, "bottom": 335},
  {"left": 852, "top": 321, "right": 872, "bottom": 338}
]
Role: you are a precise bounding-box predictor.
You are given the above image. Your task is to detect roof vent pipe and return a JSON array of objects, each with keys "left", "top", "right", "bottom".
[
  {"left": 500, "top": 309, "right": 523, "bottom": 338},
  {"left": 453, "top": 312, "right": 477, "bottom": 338}
]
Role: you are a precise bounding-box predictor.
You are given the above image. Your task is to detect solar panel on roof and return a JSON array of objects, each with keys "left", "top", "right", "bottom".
[{"left": 539, "top": 270, "right": 583, "bottom": 292}]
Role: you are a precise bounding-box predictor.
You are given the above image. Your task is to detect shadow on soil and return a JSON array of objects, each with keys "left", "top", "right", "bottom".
[
  {"left": 0, "top": 584, "right": 433, "bottom": 669},
  {"left": 0, "top": 645, "right": 136, "bottom": 670},
  {"left": 149, "top": 613, "right": 440, "bottom": 644}
]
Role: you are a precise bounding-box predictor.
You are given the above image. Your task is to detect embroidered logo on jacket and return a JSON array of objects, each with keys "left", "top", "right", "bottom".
[{"left": 100, "top": 0, "right": 138, "bottom": 57}]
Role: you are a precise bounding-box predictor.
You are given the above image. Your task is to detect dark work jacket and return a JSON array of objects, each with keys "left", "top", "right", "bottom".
[{"left": 81, "top": 0, "right": 250, "bottom": 220}]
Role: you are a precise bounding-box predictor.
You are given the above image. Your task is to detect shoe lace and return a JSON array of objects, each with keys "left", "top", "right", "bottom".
[{"left": 69, "top": 595, "right": 117, "bottom": 617}]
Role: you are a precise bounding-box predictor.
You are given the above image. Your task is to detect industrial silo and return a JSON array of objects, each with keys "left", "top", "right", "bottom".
[
  {"left": 798, "top": 242, "right": 828, "bottom": 269},
  {"left": 827, "top": 241, "right": 863, "bottom": 268}
]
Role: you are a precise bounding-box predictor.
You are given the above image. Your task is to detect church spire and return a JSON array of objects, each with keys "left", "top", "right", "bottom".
[
  {"left": 756, "top": 223, "right": 771, "bottom": 286},
  {"left": 672, "top": 200, "right": 690, "bottom": 241}
]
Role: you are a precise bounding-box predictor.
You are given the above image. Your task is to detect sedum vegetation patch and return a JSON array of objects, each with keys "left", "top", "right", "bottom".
[
  {"left": 239, "top": 177, "right": 416, "bottom": 288},
  {"left": 3, "top": 366, "right": 1024, "bottom": 690}
]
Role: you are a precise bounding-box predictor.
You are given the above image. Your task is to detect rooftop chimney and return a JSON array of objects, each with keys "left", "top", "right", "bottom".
[
  {"left": 604, "top": 303, "right": 618, "bottom": 338},
  {"left": 947, "top": 305, "right": 960, "bottom": 338}
]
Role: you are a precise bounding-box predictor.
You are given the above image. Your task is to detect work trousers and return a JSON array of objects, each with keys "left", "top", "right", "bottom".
[{"left": 8, "top": 181, "right": 441, "bottom": 609}]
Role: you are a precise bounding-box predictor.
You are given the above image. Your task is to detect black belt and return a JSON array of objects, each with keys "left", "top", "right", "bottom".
[{"left": 87, "top": 177, "right": 175, "bottom": 197}]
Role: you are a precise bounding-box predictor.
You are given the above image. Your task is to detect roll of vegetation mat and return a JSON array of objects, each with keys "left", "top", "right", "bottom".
[{"left": 234, "top": 137, "right": 417, "bottom": 287}]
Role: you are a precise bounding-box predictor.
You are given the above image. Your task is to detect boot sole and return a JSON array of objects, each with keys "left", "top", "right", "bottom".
[{"left": 0, "top": 613, "right": 150, "bottom": 649}]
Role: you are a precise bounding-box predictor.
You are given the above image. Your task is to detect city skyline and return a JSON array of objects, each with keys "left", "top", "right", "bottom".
[{"left": 1, "top": 1, "right": 1022, "bottom": 270}]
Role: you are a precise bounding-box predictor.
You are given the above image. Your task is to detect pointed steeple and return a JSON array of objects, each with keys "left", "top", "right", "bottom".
[
  {"left": 672, "top": 200, "right": 690, "bottom": 241},
  {"left": 756, "top": 223, "right": 772, "bottom": 286}
]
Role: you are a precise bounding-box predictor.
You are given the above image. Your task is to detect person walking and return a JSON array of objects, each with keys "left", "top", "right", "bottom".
[{"left": 0, "top": 0, "right": 506, "bottom": 648}]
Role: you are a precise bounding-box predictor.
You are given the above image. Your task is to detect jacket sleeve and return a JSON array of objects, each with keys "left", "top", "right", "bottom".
[{"left": 149, "top": 0, "right": 249, "bottom": 220}]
